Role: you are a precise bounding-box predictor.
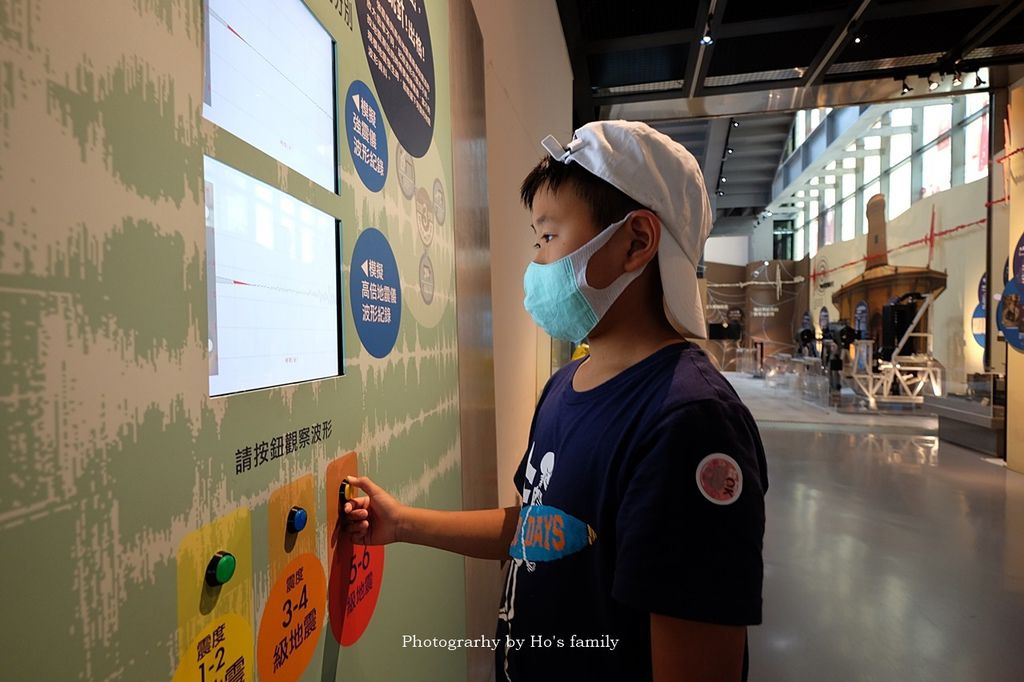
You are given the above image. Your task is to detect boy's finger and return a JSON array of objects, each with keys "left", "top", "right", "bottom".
[{"left": 345, "top": 475, "right": 384, "bottom": 497}]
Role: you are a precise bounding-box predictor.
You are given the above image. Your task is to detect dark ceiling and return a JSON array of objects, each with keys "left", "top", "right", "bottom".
[{"left": 555, "top": 0, "right": 1024, "bottom": 230}]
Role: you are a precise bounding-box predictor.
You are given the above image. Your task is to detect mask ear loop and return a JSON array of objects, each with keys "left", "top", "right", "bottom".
[{"left": 570, "top": 212, "right": 649, "bottom": 318}]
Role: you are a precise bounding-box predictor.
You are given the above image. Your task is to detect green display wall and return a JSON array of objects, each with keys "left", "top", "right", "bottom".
[{"left": 0, "top": 0, "right": 467, "bottom": 679}]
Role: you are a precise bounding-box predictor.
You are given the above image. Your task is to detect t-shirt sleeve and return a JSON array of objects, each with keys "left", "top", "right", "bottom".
[{"left": 611, "top": 398, "right": 766, "bottom": 626}]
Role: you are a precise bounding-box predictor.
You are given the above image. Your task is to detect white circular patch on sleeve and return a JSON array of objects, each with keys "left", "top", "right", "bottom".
[{"left": 695, "top": 453, "right": 743, "bottom": 505}]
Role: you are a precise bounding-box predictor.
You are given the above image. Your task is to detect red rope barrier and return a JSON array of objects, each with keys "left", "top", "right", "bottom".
[
  {"left": 995, "top": 146, "right": 1024, "bottom": 164},
  {"left": 809, "top": 216, "right": 987, "bottom": 282}
]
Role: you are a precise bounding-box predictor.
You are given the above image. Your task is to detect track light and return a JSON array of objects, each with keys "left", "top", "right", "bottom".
[
  {"left": 853, "top": 36, "right": 862, "bottom": 44},
  {"left": 731, "top": 120, "right": 739, "bottom": 128},
  {"left": 952, "top": 71, "right": 962, "bottom": 86},
  {"left": 701, "top": 32, "right": 714, "bottom": 46},
  {"left": 927, "top": 74, "right": 939, "bottom": 91},
  {"left": 716, "top": 190, "right": 725, "bottom": 196},
  {"left": 901, "top": 79, "right": 912, "bottom": 95},
  {"left": 975, "top": 72, "right": 986, "bottom": 87},
  {"left": 720, "top": 176, "right": 727, "bottom": 183},
  {"left": 726, "top": 147, "right": 734, "bottom": 155}
]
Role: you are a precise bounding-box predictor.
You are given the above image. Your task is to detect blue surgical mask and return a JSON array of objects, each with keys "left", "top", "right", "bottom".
[{"left": 523, "top": 214, "right": 647, "bottom": 342}]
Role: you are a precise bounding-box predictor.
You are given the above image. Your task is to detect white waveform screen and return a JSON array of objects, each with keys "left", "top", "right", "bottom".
[
  {"left": 205, "top": 156, "right": 339, "bottom": 396},
  {"left": 203, "top": 0, "right": 335, "bottom": 190}
]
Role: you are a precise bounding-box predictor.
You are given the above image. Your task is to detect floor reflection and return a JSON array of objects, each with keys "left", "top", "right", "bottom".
[{"left": 751, "top": 428, "right": 1024, "bottom": 681}]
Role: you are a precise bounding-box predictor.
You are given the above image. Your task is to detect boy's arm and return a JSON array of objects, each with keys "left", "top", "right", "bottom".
[
  {"left": 342, "top": 475, "right": 520, "bottom": 560},
  {"left": 650, "top": 614, "right": 745, "bottom": 682}
]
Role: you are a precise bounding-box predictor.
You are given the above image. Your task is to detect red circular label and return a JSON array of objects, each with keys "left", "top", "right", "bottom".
[
  {"left": 696, "top": 453, "right": 743, "bottom": 505},
  {"left": 328, "top": 538, "right": 384, "bottom": 646}
]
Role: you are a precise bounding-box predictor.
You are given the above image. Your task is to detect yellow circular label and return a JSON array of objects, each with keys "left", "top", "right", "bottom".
[
  {"left": 257, "top": 553, "right": 327, "bottom": 682},
  {"left": 173, "top": 613, "right": 253, "bottom": 682}
]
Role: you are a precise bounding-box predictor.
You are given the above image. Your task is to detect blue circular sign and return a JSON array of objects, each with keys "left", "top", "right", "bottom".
[
  {"left": 350, "top": 228, "right": 401, "bottom": 358},
  {"left": 971, "top": 303, "right": 986, "bottom": 348},
  {"left": 997, "top": 278, "right": 1024, "bottom": 352},
  {"left": 1014, "top": 232, "right": 1024, "bottom": 285},
  {"left": 346, "top": 80, "right": 388, "bottom": 192}
]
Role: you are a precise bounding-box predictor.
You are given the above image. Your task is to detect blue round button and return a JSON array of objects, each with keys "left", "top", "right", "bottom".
[{"left": 287, "top": 506, "right": 308, "bottom": 534}]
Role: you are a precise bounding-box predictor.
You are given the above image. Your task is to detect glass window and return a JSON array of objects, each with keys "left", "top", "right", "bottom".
[
  {"left": 890, "top": 108, "right": 912, "bottom": 127},
  {"left": 809, "top": 217, "right": 819, "bottom": 257},
  {"left": 921, "top": 140, "right": 951, "bottom": 198},
  {"left": 964, "top": 113, "right": 989, "bottom": 184},
  {"left": 890, "top": 133, "right": 912, "bottom": 165},
  {"left": 888, "top": 163, "right": 911, "bottom": 218},
  {"left": 823, "top": 209, "right": 835, "bottom": 246},
  {"left": 841, "top": 171, "right": 856, "bottom": 201},
  {"left": 794, "top": 110, "right": 806, "bottom": 148},
  {"left": 824, "top": 179, "right": 836, "bottom": 210},
  {"left": 923, "top": 104, "right": 952, "bottom": 143},
  {"left": 863, "top": 136, "right": 881, "bottom": 183},
  {"left": 966, "top": 92, "right": 988, "bottom": 117},
  {"left": 795, "top": 226, "right": 805, "bottom": 260},
  {"left": 841, "top": 197, "right": 856, "bottom": 241}
]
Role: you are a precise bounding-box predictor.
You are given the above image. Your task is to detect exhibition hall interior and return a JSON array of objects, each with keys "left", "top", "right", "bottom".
[{"left": 2, "top": 0, "right": 1024, "bottom": 680}]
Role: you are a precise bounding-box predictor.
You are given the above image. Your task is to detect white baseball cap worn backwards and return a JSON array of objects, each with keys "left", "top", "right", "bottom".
[{"left": 541, "top": 120, "right": 713, "bottom": 340}]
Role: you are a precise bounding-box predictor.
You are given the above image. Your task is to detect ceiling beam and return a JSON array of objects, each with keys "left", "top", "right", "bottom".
[
  {"left": 804, "top": 0, "right": 875, "bottom": 87},
  {"left": 555, "top": 0, "right": 596, "bottom": 126},
  {"left": 691, "top": 0, "right": 729, "bottom": 98},
  {"left": 938, "top": 0, "right": 1024, "bottom": 67},
  {"left": 683, "top": 0, "right": 715, "bottom": 99}
]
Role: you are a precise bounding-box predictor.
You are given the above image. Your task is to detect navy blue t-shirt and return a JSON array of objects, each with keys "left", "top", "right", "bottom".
[{"left": 494, "top": 342, "right": 768, "bottom": 681}]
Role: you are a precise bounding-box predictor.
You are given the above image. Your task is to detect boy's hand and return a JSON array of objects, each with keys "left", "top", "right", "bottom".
[{"left": 342, "top": 475, "right": 404, "bottom": 546}]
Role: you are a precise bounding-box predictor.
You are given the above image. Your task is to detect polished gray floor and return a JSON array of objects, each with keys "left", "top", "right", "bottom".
[{"left": 750, "top": 426, "right": 1024, "bottom": 681}]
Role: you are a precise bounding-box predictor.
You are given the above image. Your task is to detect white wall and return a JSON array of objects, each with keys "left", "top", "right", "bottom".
[
  {"left": 705, "top": 235, "right": 751, "bottom": 267},
  {"left": 469, "top": 0, "right": 573, "bottom": 507}
]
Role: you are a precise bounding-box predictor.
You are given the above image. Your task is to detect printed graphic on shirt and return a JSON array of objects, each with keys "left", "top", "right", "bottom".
[
  {"left": 497, "top": 443, "right": 597, "bottom": 681},
  {"left": 696, "top": 453, "right": 743, "bottom": 505},
  {"left": 508, "top": 504, "right": 597, "bottom": 562}
]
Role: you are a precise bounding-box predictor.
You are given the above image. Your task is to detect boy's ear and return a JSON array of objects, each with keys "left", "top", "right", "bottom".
[{"left": 623, "top": 210, "right": 661, "bottom": 272}]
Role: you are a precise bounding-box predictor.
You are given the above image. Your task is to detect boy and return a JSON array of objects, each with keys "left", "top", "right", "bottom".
[{"left": 343, "top": 120, "right": 768, "bottom": 681}]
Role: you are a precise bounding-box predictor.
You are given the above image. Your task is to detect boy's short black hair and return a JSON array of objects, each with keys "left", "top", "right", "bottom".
[{"left": 520, "top": 155, "right": 647, "bottom": 230}]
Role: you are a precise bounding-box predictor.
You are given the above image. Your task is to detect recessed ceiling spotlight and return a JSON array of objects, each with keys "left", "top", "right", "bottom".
[{"left": 853, "top": 36, "right": 862, "bottom": 44}]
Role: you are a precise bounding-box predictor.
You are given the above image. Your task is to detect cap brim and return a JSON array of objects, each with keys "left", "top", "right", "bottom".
[{"left": 660, "top": 234, "right": 707, "bottom": 339}]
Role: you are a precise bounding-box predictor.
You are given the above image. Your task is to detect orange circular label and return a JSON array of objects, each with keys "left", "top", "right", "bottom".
[
  {"left": 328, "top": 539, "right": 385, "bottom": 646},
  {"left": 256, "top": 553, "right": 326, "bottom": 682},
  {"left": 173, "top": 613, "right": 253, "bottom": 682}
]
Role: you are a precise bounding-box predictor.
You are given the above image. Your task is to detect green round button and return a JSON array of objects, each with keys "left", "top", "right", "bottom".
[{"left": 205, "top": 551, "right": 236, "bottom": 587}]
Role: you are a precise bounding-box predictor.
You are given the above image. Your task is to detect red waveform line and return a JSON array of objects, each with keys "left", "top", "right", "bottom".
[
  {"left": 995, "top": 146, "right": 1024, "bottom": 164},
  {"left": 809, "top": 216, "right": 987, "bottom": 282}
]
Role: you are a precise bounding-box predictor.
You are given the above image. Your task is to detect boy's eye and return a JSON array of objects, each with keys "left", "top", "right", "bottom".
[{"left": 533, "top": 234, "right": 555, "bottom": 249}]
